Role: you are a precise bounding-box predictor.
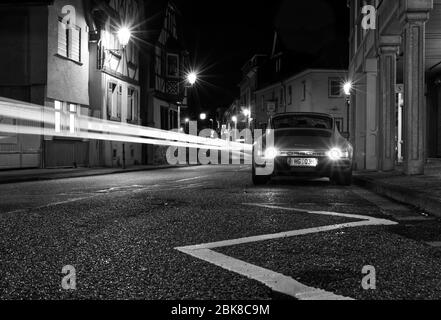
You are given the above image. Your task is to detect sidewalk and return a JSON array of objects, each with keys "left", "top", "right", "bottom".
[
  {"left": 354, "top": 159, "right": 441, "bottom": 218},
  {"left": 0, "top": 165, "right": 179, "bottom": 184}
]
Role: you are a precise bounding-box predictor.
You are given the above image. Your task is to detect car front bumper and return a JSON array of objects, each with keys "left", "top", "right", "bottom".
[{"left": 256, "top": 156, "right": 353, "bottom": 177}]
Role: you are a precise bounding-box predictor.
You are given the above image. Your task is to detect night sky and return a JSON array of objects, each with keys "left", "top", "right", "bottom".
[{"left": 172, "top": 0, "right": 349, "bottom": 115}]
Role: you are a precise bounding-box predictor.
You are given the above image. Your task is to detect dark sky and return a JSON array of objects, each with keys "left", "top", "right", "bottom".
[{"left": 171, "top": 0, "right": 349, "bottom": 114}]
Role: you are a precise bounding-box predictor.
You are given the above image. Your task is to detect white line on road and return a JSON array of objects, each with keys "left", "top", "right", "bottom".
[
  {"left": 176, "top": 176, "right": 209, "bottom": 183},
  {"left": 176, "top": 203, "right": 397, "bottom": 300}
]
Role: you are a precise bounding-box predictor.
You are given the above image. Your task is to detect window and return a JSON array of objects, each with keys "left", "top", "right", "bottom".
[
  {"left": 55, "top": 100, "right": 62, "bottom": 133},
  {"left": 161, "top": 106, "right": 169, "bottom": 130},
  {"left": 57, "top": 17, "right": 81, "bottom": 62},
  {"left": 329, "top": 78, "right": 342, "bottom": 98},
  {"left": 54, "top": 101, "right": 78, "bottom": 134},
  {"left": 127, "top": 88, "right": 138, "bottom": 122},
  {"left": 335, "top": 118, "right": 344, "bottom": 133},
  {"left": 107, "top": 82, "right": 121, "bottom": 121},
  {"left": 69, "top": 104, "right": 76, "bottom": 134},
  {"left": 169, "top": 110, "right": 177, "bottom": 130},
  {"left": 166, "top": 54, "right": 179, "bottom": 78},
  {"left": 288, "top": 86, "right": 292, "bottom": 105}
]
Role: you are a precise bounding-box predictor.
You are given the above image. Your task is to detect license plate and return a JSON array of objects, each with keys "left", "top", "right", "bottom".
[{"left": 288, "top": 158, "right": 318, "bottom": 167}]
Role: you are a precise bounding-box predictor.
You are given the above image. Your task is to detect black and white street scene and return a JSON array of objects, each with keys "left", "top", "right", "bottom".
[{"left": 2, "top": 0, "right": 441, "bottom": 308}]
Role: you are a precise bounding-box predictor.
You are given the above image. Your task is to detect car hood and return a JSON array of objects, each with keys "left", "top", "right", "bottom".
[{"left": 273, "top": 129, "right": 347, "bottom": 150}]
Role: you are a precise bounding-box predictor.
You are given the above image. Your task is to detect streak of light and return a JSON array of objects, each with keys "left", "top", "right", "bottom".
[{"left": 0, "top": 98, "right": 252, "bottom": 153}]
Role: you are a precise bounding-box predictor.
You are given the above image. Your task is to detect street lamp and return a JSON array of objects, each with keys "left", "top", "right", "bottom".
[
  {"left": 117, "top": 27, "right": 132, "bottom": 48},
  {"left": 179, "top": 72, "right": 198, "bottom": 129},
  {"left": 343, "top": 81, "right": 353, "bottom": 138},
  {"left": 209, "top": 118, "right": 214, "bottom": 130},
  {"left": 187, "top": 72, "right": 198, "bottom": 86},
  {"left": 232, "top": 116, "right": 238, "bottom": 141},
  {"left": 343, "top": 81, "right": 353, "bottom": 96},
  {"left": 200, "top": 113, "right": 207, "bottom": 121},
  {"left": 242, "top": 108, "right": 251, "bottom": 129},
  {"left": 184, "top": 118, "right": 190, "bottom": 133}
]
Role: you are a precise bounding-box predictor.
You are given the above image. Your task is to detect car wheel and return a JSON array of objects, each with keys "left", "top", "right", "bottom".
[
  {"left": 252, "top": 165, "right": 270, "bottom": 185},
  {"left": 331, "top": 170, "right": 352, "bottom": 186}
]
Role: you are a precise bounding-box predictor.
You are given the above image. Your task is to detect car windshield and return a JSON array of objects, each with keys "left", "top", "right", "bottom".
[{"left": 272, "top": 115, "right": 333, "bottom": 130}]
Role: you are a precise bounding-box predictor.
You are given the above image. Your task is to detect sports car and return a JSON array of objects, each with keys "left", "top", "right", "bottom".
[{"left": 252, "top": 113, "right": 354, "bottom": 185}]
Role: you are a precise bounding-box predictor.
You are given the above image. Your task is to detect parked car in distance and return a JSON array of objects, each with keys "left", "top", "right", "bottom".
[{"left": 252, "top": 112, "right": 354, "bottom": 186}]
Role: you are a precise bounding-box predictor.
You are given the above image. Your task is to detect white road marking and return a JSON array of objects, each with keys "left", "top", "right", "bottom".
[
  {"left": 176, "top": 203, "right": 397, "bottom": 300},
  {"left": 176, "top": 176, "right": 208, "bottom": 183}
]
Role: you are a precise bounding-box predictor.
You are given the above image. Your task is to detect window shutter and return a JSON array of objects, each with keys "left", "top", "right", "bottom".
[
  {"left": 57, "top": 20, "right": 68, "bottom": 57},
  {"left": 117, "top": 85, "right": 122, "bottom": 120},
  {"left": 127, "top": 89, "right": 133, "bottom": 121},
  {"left": 133, "top": 90, "right": 138, "bottom": 122},
  {"left": 69, "top": 26, "right": 81, "bottom": 62},
  {"left": 107, "top": 83, "right": 113, "bottom": 119}
]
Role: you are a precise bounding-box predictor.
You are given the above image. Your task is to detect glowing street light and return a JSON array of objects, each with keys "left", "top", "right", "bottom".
[
  {"left": 232, "top": 116, "right": 237, "bottom": 123},
  {"left": 187, "top": 72, "right": 198, "bottom": 86},
  {"left": 343, "top": 81, "right": 353, "bottom": 96},
  {"left": 242, "top": 109, "right": 250, "bottom": 117},
  {"left": 200, "top": 113, "right": 207, "bottom": 121},
  {"left": 117, "top": 27, "right": 132, "bottom": 47},
  {"left": 185, "top": 118, "right": 190, "bottom": 123},
  {"left": 343, "top": 81, "right": 353, "bottom": 139}
]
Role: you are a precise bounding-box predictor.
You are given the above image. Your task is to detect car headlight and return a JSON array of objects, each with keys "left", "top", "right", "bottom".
[
  {"left": 327, "top": 148, "right": 344, "bottom": 160},
  {"left": 264, "top": 147, "right": 279, "bottom": 159}
]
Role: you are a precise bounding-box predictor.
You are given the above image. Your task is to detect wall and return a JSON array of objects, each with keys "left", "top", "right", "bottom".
[
  {"left": 255, "top": 70, "right": 348, "bottom": 131},
  {"left": 0, "top": 5, "right": 48, "bottom": 169},
  {"left": 46, "top": 0, "right": 90, "bottom": 106}
]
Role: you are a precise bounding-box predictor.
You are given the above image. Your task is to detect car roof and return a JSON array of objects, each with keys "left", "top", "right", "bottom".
[{"left": 270, "top": 112, "right": 333, "bottom": 119}]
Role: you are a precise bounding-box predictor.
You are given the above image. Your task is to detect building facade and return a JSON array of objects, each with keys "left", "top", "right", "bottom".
[
  {"left": 0, "top": 0, "right": 90, "bottom": 169},
  {"left": 348, "top": 0, "right": 441, "bottom": 174},
  {"left": 254, "top": 69, "right": 349, "bottom": 132},
  {"left": 88, "top": 0, "right": 143, "bottom": 168},
  {"left": 0, "top": 0, "right": 145, "bottom": 169},
  {"left": 141, "top": 0, "right": 189, "bottom": 164}
]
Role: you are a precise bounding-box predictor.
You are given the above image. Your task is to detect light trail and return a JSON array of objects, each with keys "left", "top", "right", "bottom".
[{"left": 0, "top": 97, "right": 252, "bottom": 153}]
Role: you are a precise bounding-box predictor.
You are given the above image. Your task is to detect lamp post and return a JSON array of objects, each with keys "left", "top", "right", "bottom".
[
  {"left": 184, "top": 118, "right": 190, "bottom": 133},
  {"left": 343, "top": 81, "right": 353, "bottom": 139},
  {"left": 179, "top": 72, "right": 198, "bottom": 129},
  {"left": 232, "top": 116, "right": 238, "bottom": 141},
  {"left": 242, "top": 108, "right": 251, "bottom": 129},
  {"left": 114, "top": 26, "right": 131, "bottom": 169}
]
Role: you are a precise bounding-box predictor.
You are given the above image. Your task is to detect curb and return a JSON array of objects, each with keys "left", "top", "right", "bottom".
[
  {"left": 0, "top": 165, "right": 181, "bottom": 185},
  {"left": 353, "top": 175, "right": 441, "bottom": 218}
]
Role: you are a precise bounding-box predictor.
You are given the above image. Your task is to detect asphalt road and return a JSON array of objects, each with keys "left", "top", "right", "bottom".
[{"left": 1, "top": 165, "right": 441, "bottom": 300}]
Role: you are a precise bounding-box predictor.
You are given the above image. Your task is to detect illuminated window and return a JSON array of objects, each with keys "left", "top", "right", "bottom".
[
  {"left": 69, "top": 104, "right": 76, "bottom": 134},
  {"left": 127, "top": 88, "right": 138, "bottom": 122},
  {"left": 55, "top": 101, "right": 62, "bottom": 133}
]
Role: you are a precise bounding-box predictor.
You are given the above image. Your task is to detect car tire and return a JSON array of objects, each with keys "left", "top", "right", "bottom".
[
  {"left": 252, "top": 165, "right": 270, "bottom": 185},
  {"left": 331, "top": 170, "right": 352, "bottom": 186}
]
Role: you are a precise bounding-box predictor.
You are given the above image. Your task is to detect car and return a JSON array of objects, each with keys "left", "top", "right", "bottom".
[{"left": 252, "top": 112, "right": 354, "bottom": 186}]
